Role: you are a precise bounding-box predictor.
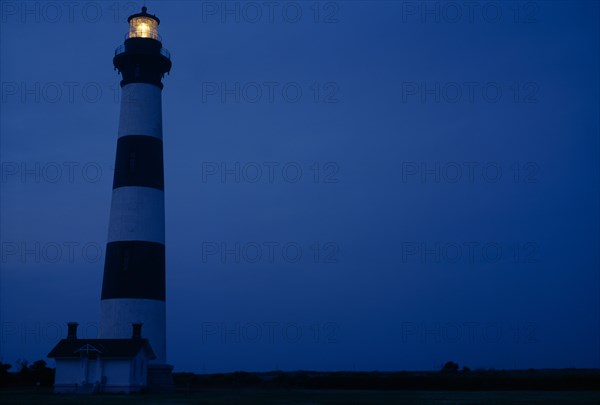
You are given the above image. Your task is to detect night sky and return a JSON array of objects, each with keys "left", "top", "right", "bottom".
[{"left": 1, "top": 1, "right": 599, "bottom": 373}]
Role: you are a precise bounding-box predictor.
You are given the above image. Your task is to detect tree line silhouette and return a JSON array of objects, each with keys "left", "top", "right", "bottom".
[
  {"left": 0, "top": 360, "right": 54, "bottom": 387},
  {"left": 1, "top": 360, "right": 598, "bottom": 390}
]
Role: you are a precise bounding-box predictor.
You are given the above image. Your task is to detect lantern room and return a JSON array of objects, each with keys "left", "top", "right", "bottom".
[{"left": 127, "top": 6, "right": 160, "bottom": 40}]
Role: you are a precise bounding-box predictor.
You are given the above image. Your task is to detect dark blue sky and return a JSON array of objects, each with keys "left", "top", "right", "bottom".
[{"left": 1, "top": 1, "right": 599, "bottom": 372}]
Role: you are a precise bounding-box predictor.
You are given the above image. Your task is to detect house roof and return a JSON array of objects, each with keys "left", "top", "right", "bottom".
[{"left": 47, "top": 338, "right": 156, "bottom": 360}]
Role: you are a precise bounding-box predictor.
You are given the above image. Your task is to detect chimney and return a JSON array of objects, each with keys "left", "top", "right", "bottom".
[
  {"left": 132, "top": 323, "right": 143, "bottom": 339},
  {"left": 67, "top": 322, "right": 78, "bottom": 341}
]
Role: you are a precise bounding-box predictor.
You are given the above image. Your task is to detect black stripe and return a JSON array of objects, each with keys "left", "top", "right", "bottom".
[
  {"left": 113, "top": 135, "right": 164, "bottom": 190},
  {"left": 101, "top": 241, "right": 165, "bottom": 301}
]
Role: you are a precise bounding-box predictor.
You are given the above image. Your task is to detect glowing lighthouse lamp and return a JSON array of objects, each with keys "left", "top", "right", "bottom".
[{"left": 129, "top": 13, "right": 159, "bottom": 40}]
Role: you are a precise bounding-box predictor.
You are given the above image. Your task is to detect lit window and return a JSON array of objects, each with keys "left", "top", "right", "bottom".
[{"left": 128, "top": 17, "right": 159, "bottom": 40}]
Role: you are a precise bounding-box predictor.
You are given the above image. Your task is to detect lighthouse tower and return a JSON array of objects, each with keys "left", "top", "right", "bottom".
[{"left": 99, "top": 6, "right": 172, "bottom": 385}]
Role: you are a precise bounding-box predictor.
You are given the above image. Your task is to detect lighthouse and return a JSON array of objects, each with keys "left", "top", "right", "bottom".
[
  {"left": 99, "top": 6, "right": 173, "bottom": 386},
  {"left": 47, "top": 7, "right": 173, "bottom": 393}
]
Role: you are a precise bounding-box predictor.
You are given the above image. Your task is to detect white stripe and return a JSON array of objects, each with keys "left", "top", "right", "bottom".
[
  {"left": 99, "top": 298, "right": 166, "bottom": 364},
  {"left": 118, "top": 83, "right": 163, "bottom": 139},
  {"left": 107, "top": 186, "right": 165, "bottom": 244}
]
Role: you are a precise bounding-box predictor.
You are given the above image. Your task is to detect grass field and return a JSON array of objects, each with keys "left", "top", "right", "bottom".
[{"left": 1, "top": 389, "right": 599, "bottom": 405}]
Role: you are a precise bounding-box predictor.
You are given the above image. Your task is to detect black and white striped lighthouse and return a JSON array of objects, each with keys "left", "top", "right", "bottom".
[{"left": 99, "top": 6, "right": 172, "bottom": 372}]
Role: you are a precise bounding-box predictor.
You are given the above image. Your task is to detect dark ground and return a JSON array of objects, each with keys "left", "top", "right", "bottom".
[
  {"left": 1, "top": 389, "right": 600, "bottom": 405},
  {"left": 2, "top": 368, "right": 599, "bottom": 404}
]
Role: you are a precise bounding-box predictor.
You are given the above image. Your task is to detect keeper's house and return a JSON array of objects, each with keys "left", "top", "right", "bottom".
[{"left": 47, "top": 322, "right": 155, "bottom": 393}]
